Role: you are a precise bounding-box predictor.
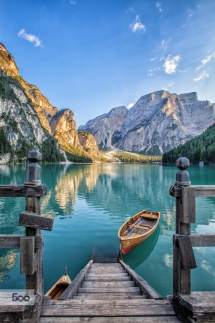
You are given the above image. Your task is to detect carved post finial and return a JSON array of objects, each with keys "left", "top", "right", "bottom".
[
  {"left": 175, "top": 157, "right": 191, "bottom": 187},
  {"left": 25, "top": 149, "right": 42, "bottom": 186}
]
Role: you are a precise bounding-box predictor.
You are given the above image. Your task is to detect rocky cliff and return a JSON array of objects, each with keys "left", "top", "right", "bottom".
[
  {"left": 79, "top": 90, "right": 215, "bottom": 155},
  {"left": 0, "top": 43, "right": 103, "bottom": 163}
]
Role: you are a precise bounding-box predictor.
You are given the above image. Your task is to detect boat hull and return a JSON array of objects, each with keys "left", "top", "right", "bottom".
[
  {"left": 45, "top": 273, "right": 72, "bottom": 300},
  {"left": 118, "top": 210, "right": 160, "bottom": 255}
]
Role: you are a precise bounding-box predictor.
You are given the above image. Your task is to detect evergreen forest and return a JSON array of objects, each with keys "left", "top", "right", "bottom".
[{"left": 162, "top": 123, "right": 215, "bottom": 164}]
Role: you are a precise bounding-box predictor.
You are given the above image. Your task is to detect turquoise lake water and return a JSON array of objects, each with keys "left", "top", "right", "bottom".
[{"left": 0, "top": 163, "right": 215, "bottom": 297}]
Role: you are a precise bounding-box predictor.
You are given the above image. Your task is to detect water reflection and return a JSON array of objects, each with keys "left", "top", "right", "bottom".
[
  {"left": 0, "top": 164, "right": 215, "bottom": 295},
  {"left": 122, "top": 226, "right": 160, "bottom": 269},
  {"left": 0, "top": 249, "right": 18, "bottom": 283}
]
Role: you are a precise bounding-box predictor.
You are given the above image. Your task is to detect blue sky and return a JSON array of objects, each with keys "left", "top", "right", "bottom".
[{"left": 0, "top": 0, "right": 215, "bottom": 126}]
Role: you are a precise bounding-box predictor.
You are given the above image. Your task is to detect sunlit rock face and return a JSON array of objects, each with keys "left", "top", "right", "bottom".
[
  {"left": 17, "top": 79, "right": 58, "bottom": 134},
  {"left": 78, "top": 131, "right": 102, "bottom": 158},
  {"left": 79, "top": 106, "right": 128, "bottom": 150},
  {"left": 0, "top": 43, "right": 19, "bottom": 76},
  {"left": 50, "top": 109, "right": 81, "bottom": 149},
  {"left": 0, "top": 43, "right": 105, "bottom": 162},
  {"left": 0, "top": 83, "right": 48, "bottom": 149},
  {"left": 79, "top": 90, "right": 215, "bottom": 155},
  {"left": 0, "top": 43, "right": 57, "bottom": 134}
]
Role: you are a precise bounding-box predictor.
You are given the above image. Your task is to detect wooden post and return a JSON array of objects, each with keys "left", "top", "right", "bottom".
[
  {"left": 24, "top": 150, "right": 43, "bottom": 297},
  {"left": 171, "top": 157, "right": 192, "bottom": 300}
]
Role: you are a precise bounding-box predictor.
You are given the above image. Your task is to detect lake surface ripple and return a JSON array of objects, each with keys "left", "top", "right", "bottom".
[{"left": 0, "top": 163, "right": 215, "bottom": 297}]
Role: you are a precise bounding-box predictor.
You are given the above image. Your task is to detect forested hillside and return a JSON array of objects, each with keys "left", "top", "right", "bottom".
[{"left": 162, "top": 123, "right": 215, "bottom": 164}]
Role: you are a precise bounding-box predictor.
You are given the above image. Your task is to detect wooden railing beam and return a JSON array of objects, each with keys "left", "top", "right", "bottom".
[{"left": 0, "top": 235, "right": 44, "bottom": 249}]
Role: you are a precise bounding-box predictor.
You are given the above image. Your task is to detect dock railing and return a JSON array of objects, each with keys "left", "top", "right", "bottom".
[
  {"left": 170, "top": 157, "right": 215, "bottom": 322},
  {"left": 0, "top": 150, "right": 53, "bottom": 323}
]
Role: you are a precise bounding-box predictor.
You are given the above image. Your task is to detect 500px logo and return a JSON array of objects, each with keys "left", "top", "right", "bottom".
[
  {"left": 0, "top": 289, "right": 34, "bottom": 304},
  {"left": 12, "top": 292, "right": 30, "bottom": 302}
]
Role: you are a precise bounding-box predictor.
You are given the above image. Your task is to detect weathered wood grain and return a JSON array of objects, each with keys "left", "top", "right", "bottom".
[
  {"left": 78, "top": 287, "right": 141, "bottom": 293},
  {"left": 0, "top": 235, "right": 43, "bottom": 249},
  {"left": 175, "top": 233, "right": 215, "bottom": 249},
  {"left": 190, "top": 234, "right": 215, "bottom": 247},
  {"left": 19, "top": 211, "right": 53, "bottom": 231},
  {"left": 73, "top": 294, "right": 146, "bottom": 300},
  {"left": 39, "top": 316, "right": 182, "bottom": 323},
  {"left": 182, "top": 187, "right": 196, "bottom": 223},
  {"left": 59, "top": 260, "right": 93, "bottom": 300},
  {"left": 0, "top": 185, "right": 46, "bottom": 197},
  {"left": 88, "top": 268, "right": 125, "bottom": 274},
  {"left": 41, "top": 299, "right": 176, "bottom": 317},
  {"left": 119, "top": 259, "right": 162, "bottom": 299},
  {"left": 177, "top": 292, "right": 215, "bottom": 313},
  {"left": 194, "top": 186, "right": 215, "bottom": 197},
  {"left": 85, "top": 275, "right": 129, "bottom": 281},
  {"left": 177, "top": 236, "right": 197, "bottom": 269},
  {"left": 81, "top": 281, "right": 135, "bottom": 288},
  {"left": 20, "top": 237, "right": 36, "bottom": 275},
  {"left": 93, "top": 257, "right": 118, "bottom": 263}
]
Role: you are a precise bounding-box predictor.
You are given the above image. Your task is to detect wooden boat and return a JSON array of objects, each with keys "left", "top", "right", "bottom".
[
  {"left": 45, "top": 268, "right": 72, "bottom": 300},
  {"left": 118, "top": 210, "right": 160, "bottom": 255}
]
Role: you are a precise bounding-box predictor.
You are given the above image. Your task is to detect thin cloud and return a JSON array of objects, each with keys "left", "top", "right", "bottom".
[
  {"left": 168, "top": 82, "right": 175, "bottom": 87},
  {"left": 196, "top": 51, "right": 215, "bottom": 70},
  {"left": 150, "top": 57, "right": 157, "bottom": 61},
  {"left": 163, "top": 55, "right": 181, "bottom": 74},
  {"left": 70, "top": 0, "right": 76, "bottom": 4},
  {"left": 161, "top": 38, "right": 171, "bottom": 51},
  {"left": 18, "top": 29, "right": 42, "bottom": 47},
  {"left": 130, "top": 16, "right": 145, "bottom": 33},
  {"left": 156, "top": 2, "right": 162, "bottom": 12},
  {"left": 127, "top": 7, "right": 133, "bottom": 13},
  {"left": 193, "top": 70, "right": 209, "bottom": 81},
  {"left": 187, "top": 8, "right": 194, "bottom": 18}
]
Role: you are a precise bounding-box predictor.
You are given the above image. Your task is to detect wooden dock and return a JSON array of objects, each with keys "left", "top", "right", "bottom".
[
  {"left": 39, "top": 257, "right": 180, "bottom": 323},
  {"left": 1, "top": 153, "right": 215, "bottom": 322}
]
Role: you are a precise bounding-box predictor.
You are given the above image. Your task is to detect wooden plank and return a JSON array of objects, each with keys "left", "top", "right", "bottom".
[
  {"left": 86, "top": 273, "right": 129, "bottom": 278},
  {"left": 93, "top": 257, "right": 118, "bottom": 263},
  {"left": 20, "top": 237, "right": 36, "bottom": 275},
  {"left": 177, "top": 236, "right": 197, "bottom": 269},
  {"left": 85, "top": 276, "right": 129, "bottom": 281},
  {"left": 0, "top": 185, "right": 46, "bottom": 197},
  {"left": 88, "top": 271, "right": 126, "bottom": 276},
  {"left": 174, "top": 195, "right": 191, "bottom": 297},
  {"left": 59, "top": 260, "right": 93, "bottom": 300},
  {"left": 19, "top": 211, "right": 53, "bottom": 231},
  {"left": 177, "top": 292, "right": 215, "bottom": 313},
  {"left": 89, "top": 265, "right": 123, "bottom": 268},
  {"left": 182, "top": 187, "right": 196, "bottom": 223},
  {"left": 74, "top": 294, "right": 146, "bottom": 300},
  {"left": 119, "top": 259, "right": 162, "bottom": 299},
  {"left": 39, "top": 317, "right": 181, "bottom": 323},
  {"left": 0, "top": 235, "right": 43, "bottom": 249},
  {"left": 78, "top": 287, "right": 141, "bottom": 293},
  {"left": 81, "top": 281, "right": 135, "bottom": 288},
  {"left": 41, "top": 299, "right": 176, "bottom": 317},
  {"left": 0, "top": 293, "right": 41, "bottom": 323},
  {"left": 194, "top": 185, "right": 215, "bottom": 197},
  {"left": 190, "top": 234, "right": 215, "bottom": 247}
]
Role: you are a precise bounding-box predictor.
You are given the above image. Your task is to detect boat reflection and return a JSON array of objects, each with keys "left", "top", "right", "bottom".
[{"left": 121, "top": 225, "right": 160, "bottom": 269}]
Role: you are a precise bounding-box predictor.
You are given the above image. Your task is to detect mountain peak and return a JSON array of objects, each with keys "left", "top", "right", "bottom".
[
  {"left": 79, "top": 91, "right": 215, "bottom": 155},
  {"left": 0, "top": 43, "right": 19, "bottom": 76}
]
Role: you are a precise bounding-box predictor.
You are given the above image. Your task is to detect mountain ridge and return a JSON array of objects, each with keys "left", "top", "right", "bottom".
[
  {"left": 79, "top": 90, "right": 215, "bottom": 155},
  {"left": 0, "top": 43, "right": 105, "bottom": 163}
]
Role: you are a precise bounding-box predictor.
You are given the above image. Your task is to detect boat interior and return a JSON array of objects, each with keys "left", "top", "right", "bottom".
[{"left": 121, "top": 212, "right": 158, "bottom": 238}]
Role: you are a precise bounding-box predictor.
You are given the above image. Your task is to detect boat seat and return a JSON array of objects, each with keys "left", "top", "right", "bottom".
[
  {"left": 133, "top": 228, "right": 148, "bottom": 234},
  {"left": 139, "top": 219, "right": 155, "bottom": 229},
  {"left": 134, "top": 225, "right": 150, "bottom": 230}
]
